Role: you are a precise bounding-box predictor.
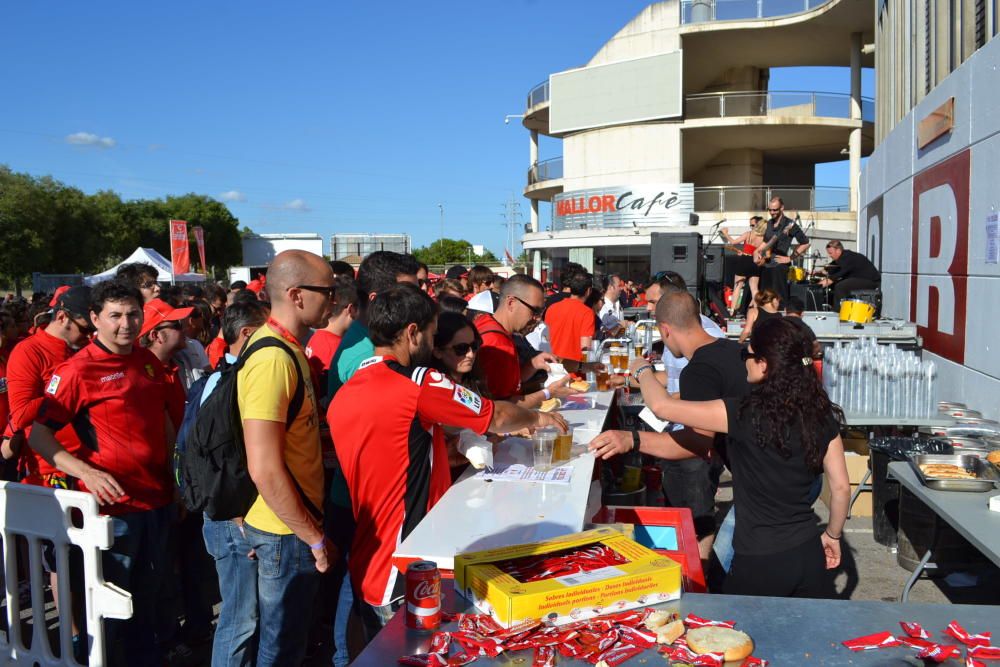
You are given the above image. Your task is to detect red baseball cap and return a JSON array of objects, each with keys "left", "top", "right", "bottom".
[
  {"left": 49, "top": 285, "right": 71, "bottom": 307},
  {"left": 140, "top": 298, "right": 193, "bottom": 337}
]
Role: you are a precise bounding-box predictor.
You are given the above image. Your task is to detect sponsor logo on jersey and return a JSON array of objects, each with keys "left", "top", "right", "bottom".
[
  {"left": 100, "top": 371, "right": 126, "bottom": 383},
  {"left": 46, "top": 374, "right": 61, "bottom": 395},
  {"left": 452, "top": 384, "right": 482, "bottom": 414},
  {"left": 145, "top": 364, "right": 156, "bottom": 378}
]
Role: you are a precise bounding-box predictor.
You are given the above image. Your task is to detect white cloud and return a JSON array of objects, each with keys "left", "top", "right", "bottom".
[
  {"left": 219, "top": 190, "right": 247, "bottom": 202},
  {"left": 65, "top": 132, "right": 116, "bottom": 148},
  {"left": 283, "top": 198, "right": 311, "bottom": 212}
]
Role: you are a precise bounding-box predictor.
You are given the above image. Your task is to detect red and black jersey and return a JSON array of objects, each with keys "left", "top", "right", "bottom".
[
  {"left": 328, "top": 355, "right": 494, "bottom": 607},
  {"left": 474, "top": 314, "right": 521, "bottom": 400},
  {"left": 5, "top": 329, "right": 83, "bottom": 484},
  {"left": 37, "top": 340, "right": 173, "bottom": 515}
]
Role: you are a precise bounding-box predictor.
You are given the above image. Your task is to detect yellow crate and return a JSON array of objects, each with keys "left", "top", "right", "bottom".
[{"left": 454, "top": 527, "right": 682, "bottom": 628}]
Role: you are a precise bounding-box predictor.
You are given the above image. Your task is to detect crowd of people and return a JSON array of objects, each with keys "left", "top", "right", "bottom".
[{"left": 0, "top": 244, "right": 850, "bottom": 666}]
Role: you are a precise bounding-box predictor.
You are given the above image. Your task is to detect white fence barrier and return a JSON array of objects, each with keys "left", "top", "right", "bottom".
[{"left": 0, "top": 482, "right": 131, "bottom": 666}]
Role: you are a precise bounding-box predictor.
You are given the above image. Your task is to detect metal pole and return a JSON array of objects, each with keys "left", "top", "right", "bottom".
[{"left": 438, "top": 203, "right": 444, "bottom": 247}]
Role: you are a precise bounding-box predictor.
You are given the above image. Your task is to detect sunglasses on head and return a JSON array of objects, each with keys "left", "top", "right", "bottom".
[
  {"left": 448, "top": 341, "right": 481, "bottom": 355},
  {"left": 740, "top": 347, "right": 761, "bottom": 362}
]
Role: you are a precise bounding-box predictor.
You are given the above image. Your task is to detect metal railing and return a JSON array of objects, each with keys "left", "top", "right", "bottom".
[
  {"left": 528, "top": 157, "right": 564, "bottom": 185},
  {"left": 681, "top": 0, "right": 831, "bottom": 23},
  {"left": 686, "top": 91, "right": 875, "bottom": 122},
  {"left": 527, "top": 80, "right": 549, "bottom": 110},
  {"left": 693, "top": 185, "right": 850, "bottom": 212}
]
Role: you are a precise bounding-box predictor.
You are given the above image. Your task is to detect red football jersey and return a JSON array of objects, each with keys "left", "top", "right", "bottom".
[
  {"left": 328, "top": 356, "right": 494, "bottom": 606},
  {"left": 474, "top": 314, "right": 521, "bottom": 400},
  {"left": 37, "top": 341, "right": 173, "bottom": 515},
  {"left": 544, "top": 297, "right": 595, "bottom": 361}
]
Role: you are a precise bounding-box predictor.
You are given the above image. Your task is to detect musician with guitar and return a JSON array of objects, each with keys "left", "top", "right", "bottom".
[
  {"left": 755, "top": 197, "right": 810, "bottom": 302},
  {"left": 721, "top": 216, "right": 767, "bottom": 315}
]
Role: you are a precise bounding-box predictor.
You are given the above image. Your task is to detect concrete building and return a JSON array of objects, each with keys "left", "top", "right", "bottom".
[
  {"left": 331, "top": 233, "right": 411, "bottom": 261},
  {"left": 860, "top": 0, "right": 1000, "bottom": 417},
  {"left": 241, "top": 233, "right": 324, "bottom": 266},
  {"left": 518, "top": 0, "right": 875, "bottom": 282}
]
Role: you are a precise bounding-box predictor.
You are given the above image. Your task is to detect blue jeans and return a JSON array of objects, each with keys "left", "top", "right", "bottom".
[
  {"left": 102, "top": 505, "right": 173, "bottom": 667},
  {"left": 332, "top": 575, "right": 354, "bottom": 667},
  {"left": 203, "top": 517, "right": 259, "bottom": 667},
  {"left": 245, "top": 524, "right": 320, "bottom": 667}
]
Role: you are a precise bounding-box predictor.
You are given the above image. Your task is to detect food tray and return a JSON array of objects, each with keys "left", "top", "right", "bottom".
[{"left": 908, "top": 453, "right": 1000, "bottom": 492}]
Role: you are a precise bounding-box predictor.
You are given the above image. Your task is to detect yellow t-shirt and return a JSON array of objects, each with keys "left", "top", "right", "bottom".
[{"left": 237, "top": 326, "right": 324, "bottom": 535}]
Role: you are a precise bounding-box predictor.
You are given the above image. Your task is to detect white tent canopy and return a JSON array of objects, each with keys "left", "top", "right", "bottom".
[{"left": 84, "top": 247, "right": 205, "bottom": 286}]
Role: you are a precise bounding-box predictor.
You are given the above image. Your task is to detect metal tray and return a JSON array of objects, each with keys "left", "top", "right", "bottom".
[{"left": 908, "top": 453, "right": 1000, "bottom": 492}]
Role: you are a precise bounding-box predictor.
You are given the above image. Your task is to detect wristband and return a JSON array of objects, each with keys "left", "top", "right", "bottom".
[
  {"left": 824, "top": 529, "right": 841, "bottom": 540},
  {"left": 309, "top": 539, "right": 326, "bottom": 550},
  {"left": 542, "top": 388, "right": 552, "bottom": 400},
  {"left": 631, "top": 430, "right": 641, "bottom": 453},
  {"left": 632, "top": 365, "right": 654, "bottom": 381}
]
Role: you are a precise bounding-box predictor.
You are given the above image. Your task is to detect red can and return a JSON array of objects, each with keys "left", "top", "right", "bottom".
[{"left": 405, "top": 561, "right": 441, "bottom": 631}]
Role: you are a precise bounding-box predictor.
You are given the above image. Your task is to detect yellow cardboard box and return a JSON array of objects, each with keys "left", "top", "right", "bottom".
[{"left": 454, "top": 527, "right": 682, "bottom": 628}]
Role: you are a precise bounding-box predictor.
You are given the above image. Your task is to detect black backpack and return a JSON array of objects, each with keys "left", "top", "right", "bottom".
[{"left": 179, "top": 336, "right": 323, "bottom": 521}]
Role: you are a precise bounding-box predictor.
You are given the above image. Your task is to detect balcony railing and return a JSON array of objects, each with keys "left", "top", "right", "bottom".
[
  {"left": 693, "top": 185, "right": 850, "bottom": 213},
  {"left": 527, "top": 80, "right": 549, "bottom": 110},
  {"left": 680, "top": 0, "right": 830, "bottom": 23},
  {"left": 686, "top": 91, "right": 875, "bottom": 122},
  {"left": 528, "top": 157, "right": 564, "bottom": 185}
]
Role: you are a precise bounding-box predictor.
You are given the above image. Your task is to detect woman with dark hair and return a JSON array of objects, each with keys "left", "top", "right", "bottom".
[
  {"left": 597, "top": 317, "right": 850, "bottom": 598},
  {"left": 432, "top": 312, "right": 488, "bottom": 397},
  {"left": 738, "top": 288, "right": 782, "bottom": 344}
]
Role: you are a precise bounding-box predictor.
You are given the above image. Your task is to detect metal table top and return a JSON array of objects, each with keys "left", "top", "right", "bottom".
[
  {"left": 392, "top": 391, "right": 615, "bottom": 572},
  {"left": 889, "top": 461, "right": 1000, "bottom": 567},
  {"left": 353, "top": 588, "right": 1000, "bottom": 666},
  {"left": 843, "top": 415, "right": 955, "bottom": 427}
]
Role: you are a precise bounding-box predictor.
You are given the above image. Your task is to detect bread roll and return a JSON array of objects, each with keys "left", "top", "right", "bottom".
[
  {"left": 655, "top": 619, "right": 685, "bottom": 645},
  {"left": 570, "top": 380, "right": 590, "bottom": 392},
  {"left": 643, "top": 609, "right": 674, "bottom": 630},
  {"left": 539, "top": 398, "right": 562, "bottom": 413},
  {"left": 986, "top": 450, "right": 1000, "bottom": 465},
  {"left": 685, "top": 627, "right": 754, "bottom": 662}
]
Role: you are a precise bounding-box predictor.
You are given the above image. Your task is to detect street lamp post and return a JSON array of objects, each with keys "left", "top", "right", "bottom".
[{"left": 438, "top": 203, "right": 444, "bottom": 248}]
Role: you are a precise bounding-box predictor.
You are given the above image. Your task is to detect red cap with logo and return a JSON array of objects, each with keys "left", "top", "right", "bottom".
[{"left": 140, "top": 298, "right": 194, "bottom": 337}]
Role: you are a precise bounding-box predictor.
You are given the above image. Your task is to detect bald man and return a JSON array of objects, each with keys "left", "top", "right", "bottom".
[
  {"left": 590, "top": 289, "right": 750, "bottom": 560},
  {"left": 227, "top": 250, "right": 336, "bottom": 665}
]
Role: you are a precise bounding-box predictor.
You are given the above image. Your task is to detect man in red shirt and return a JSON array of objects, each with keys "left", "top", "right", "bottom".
[
  {"left": 29, "top": 279, "right": 175, "bottom": 667},
  {"left": 328, "top": 284, "right": 566, "bottom": 644},
  {"left": 139, "top": 298, "right": 193, "bottom": 428},
  {"left": 544, "top": 268, "right": 596, "bottom": 369},
  {"left": 474, "top": 274, "right": 574, "bottom": 407}
]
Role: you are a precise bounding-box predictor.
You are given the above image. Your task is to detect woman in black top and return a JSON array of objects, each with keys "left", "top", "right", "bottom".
[
  {"left": 628, "top": 317, "right": 850, "bottom": 598},
  {"left": 738, "top": 288, "right": 782, "bottom": 344}
]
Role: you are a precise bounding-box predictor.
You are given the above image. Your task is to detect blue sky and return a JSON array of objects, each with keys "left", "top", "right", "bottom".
[{"left": 1, "top": 2, "right": 873, "bottom": 259}]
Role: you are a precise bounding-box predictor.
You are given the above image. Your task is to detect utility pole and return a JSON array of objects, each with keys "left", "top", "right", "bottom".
[
  {"left": 438, "top": 203, "right": 444, "bottom": 248},
  {"left": 500, "top": 194, "right": 522, "bottom": 266}
]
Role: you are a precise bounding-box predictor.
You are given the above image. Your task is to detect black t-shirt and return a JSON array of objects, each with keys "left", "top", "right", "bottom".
[
  {"left": 763, "top": 216, "right": 809, "bottom": 257},
  {"left": 826, "top": 249, "right": 881, "bottom": 283},
  {"left": 785, "top": 315, "right": 817, "bottom": 344},
  {"left": 722, "top": 395, "right": 840, "bottom": 556},
  {"left": 678, "top": 338, "right": 751, "bottom": 402}
]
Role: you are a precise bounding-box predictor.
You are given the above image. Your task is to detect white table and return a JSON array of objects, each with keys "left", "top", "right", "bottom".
[
  {"left": 392, "top": 390, "right": 616, "bottom": 572},
  {"left": 888, "top": 461, "right": 1000, "bottom": 601}
]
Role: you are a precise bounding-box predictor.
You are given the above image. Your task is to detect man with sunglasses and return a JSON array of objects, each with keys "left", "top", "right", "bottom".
[
  {"left": 757, "top": 197, "right": 810, "bottom": 302},
  {"left": 139, "top": 298, "right": 194, "bottom": 430},
  {"left": 116, "top": 261, "right": 162, "bottom": 303}
]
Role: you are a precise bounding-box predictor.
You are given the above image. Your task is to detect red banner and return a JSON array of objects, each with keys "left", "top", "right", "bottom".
[
  {"left": 169, "top": 220, "right": 190, "bottom": 276},
  {"left": 193, "top": 226, "right": 207, "bottom": 273}
]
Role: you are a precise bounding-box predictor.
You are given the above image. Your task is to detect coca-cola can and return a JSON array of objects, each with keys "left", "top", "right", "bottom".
[{"left": 405, "top": 560, "right": 441, "bottom": 631}]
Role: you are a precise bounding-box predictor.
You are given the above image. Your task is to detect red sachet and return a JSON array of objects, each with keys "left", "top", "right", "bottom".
[
  {"left": 451, "top": 632, "right": 504, "bottom": 658},
  {"left": 916, "top": 643, "right": 961, "bottom": 662},
  {"left": 494, "top": 618, "right": 541, "bottom": 641},
  {"left": 456, "top": 615, "right": 479, "bottom": 633},
  {"left": 897, "top": 636, "right": 937, "bottom": 651},
  {"left": 475, "top": 615, "right": 503, "bottom": 636},
  {"left": 593, "top": 642, "right": 646, "bottom": 666},
  {"left": 741, "top": 657, "right": 769, "bottom": 667},
  {"left": 966, "top": 656, "right": 987, "bottom": 667},
  {"left": 946, "top": 620, "right": 993, "bottom": 647},
  {"left": 617, "top": 624, "right": 657, "bottom": 648},
  {"left": 685, "top": 613, "right": 737, "bottom": 629},
  {"left": 598, "top": 609, "right": 646, "bottom": 627},
  {"left": 447, "top": 650, "right": 476, "bottom": 666},
  {"left": 900, "top": 621, "right": 931, "bottom": 639},
  {"left": 968, "top": 644, "right": 1000, "bottom": 659},
  {"left": 842, "top": 631, "right": 901, "bottom": 651},
  {"left": 531, "top": 645, "right": 556, "bottom": 667},
  {"left": 398, "top": 653, "right": 449, "bottom": 666},
  {"left": 429, "top": 632, "right": 451, "bottom": 655}
]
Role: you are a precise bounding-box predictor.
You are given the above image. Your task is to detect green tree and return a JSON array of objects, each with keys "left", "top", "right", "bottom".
[
  {"left": 413, "top": 238, "right": 499, "bottom": 265},
  {"left": 0, "top": 168, "right": 58, "bottom": 292}
]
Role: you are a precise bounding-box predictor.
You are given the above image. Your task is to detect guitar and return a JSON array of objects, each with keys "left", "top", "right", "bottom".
[{"left": 753, "top": 221, "right": 797, "bottom": 267}]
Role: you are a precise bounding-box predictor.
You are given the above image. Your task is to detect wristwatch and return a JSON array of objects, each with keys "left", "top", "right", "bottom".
[
  {"left": 631, "top": 430, "right": 641, "bottom": 453},
  {"left": 633, "top": 365, "right": 654, "bottom": 382}
]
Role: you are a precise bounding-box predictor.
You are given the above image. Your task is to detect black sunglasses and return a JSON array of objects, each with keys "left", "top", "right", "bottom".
[
  {"left": 296, "top": 285, "right": 336, "bottom": 299},
  {"left": 512, "top": 295, "right": 543, "bottom": 317},
  {"left": 448, "top": 341, "right": 481, "bottom": 356},
  {"left": 155, "top": 321, "right": 184, "bottom": 332},
  {"left": 768, "top": 207, "right": 781, "bottom": 212},
  {"left": 740, "top": 347, "right": 761, "bottom": 362}
]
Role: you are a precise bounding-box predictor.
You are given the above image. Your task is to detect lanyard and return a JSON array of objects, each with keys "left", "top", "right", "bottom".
[{"left": 266, "top": 318, "right": 302, "bottom": 349}]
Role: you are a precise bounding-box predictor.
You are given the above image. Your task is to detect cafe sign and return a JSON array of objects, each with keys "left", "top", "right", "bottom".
[{"left": 553, "top": 184, "right": 694, "bottom": 230}]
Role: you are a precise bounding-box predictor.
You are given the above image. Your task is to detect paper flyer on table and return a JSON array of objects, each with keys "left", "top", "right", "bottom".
[{"left": 473, "top": 463, "right": 573, "bottom": 484}]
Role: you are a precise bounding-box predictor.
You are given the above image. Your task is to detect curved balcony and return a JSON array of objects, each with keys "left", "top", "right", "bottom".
[
  {"left": 523, "top": 79, "right": 551, "bottom": 133},
  {"left": 686, "top": 90, "right": 874, "bottom": 122},
  {"left": 680, "top": 0, "right": 831, "bottom": 24},
  {"left": 525, "top": 157, "right": 564, "bottom": 200}
]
